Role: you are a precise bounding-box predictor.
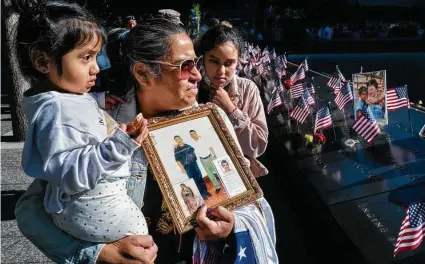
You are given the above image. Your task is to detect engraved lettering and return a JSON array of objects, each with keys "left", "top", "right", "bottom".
[{"left": 366, "top": 213, "right": 374, "bottom": 219}]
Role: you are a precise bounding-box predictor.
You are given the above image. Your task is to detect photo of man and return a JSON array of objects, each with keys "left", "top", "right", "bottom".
[
  {"left": 173, "top": 135, "right": 211, "bottom": 199},
  {"left": 189, "top": 130, "right": 222, "bottom": 194}
]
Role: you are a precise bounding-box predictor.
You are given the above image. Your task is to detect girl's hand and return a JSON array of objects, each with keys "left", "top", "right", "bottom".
[
  {"left": 210, "top": 88, "right": 236, "bottom": 114},
  {"left": 105, "top": 94, "right": 126, "bottom": 110},
  {"left": 119, "top": 114, "right": 149, "bottom": 145}
]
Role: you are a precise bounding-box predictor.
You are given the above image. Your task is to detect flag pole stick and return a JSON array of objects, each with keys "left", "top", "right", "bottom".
[
  {"left": 311, "top": 76, "right": 318, "bottom": 106},
  {"left": 406, "top": 84, "right": 413, "bottom": 134},
  {"left": 328, "top": 103, "right": 337, "bottom": 143}
]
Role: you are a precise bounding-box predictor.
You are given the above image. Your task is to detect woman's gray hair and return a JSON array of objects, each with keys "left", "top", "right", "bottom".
[{"left": 121, "top": 15, "right": 186, "bottom": 78}]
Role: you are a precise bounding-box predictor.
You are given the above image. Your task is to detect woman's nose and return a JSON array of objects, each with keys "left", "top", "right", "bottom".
[{"left": 190, "top": 67, "right": 202, "bottom": 82}]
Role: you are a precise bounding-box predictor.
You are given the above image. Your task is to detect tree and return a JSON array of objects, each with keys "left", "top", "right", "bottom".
[{"left": 2, "top": 0, "right": 30, "bottom": 141}]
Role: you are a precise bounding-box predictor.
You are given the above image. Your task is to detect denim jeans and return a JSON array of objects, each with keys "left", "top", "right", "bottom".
[{"left": 15, "top": 148, "right": 148, "bottom": 264}]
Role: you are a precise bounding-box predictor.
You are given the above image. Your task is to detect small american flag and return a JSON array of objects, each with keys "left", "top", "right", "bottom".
[
  {"left": 290, "top": 64, "right": 306, "bottom": 84},
  {"left": 335, "top": 82, "right": 353, "bottom": 110},
  {"left": 276, "top": 80, "right": 284, "bottom": 92},
  {"left": 327, "top": 70, "right": 346, "bottom": 90},
  {"left": 387, "top": 86, "right": 410, "bottom": 111},
  {"left": 314, "top": 107, "right": 333, "bottom": 132},
  {"left": 303, "top": 59, "right": 309, "bottom": 72},
  {"left": 280, "top": 54, "right": 287, "bottom": 68},
  {"left": 267, "top": 88, "right": 282, "bottom": 114},
  {"left": 394, "top": 202, "right": 425, "bottom": 256},
  {"left": 290, "top": 83, "right": 304, "bottom": 99},
  {"left": 290, "top": 97, "right": 310, "bottom": 123},
  {"left": 262, "top": 53, "right": 271, "bottom": 64},
  {"left": 303, "top": 89, "right": 314, "bottom": 106},
  {"left": 352, "top": 105, "right": 381, "bottom": 143},
  {"left": 270, "top": 48, "right": 277, "bottom": 59},
  {"left": 303, "top": 79, "right": 315, "bottom": 94}
]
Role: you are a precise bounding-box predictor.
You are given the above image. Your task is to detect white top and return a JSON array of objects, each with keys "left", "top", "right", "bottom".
[{"left": 191, "top": 138, "right": 212, "bottom": 158}]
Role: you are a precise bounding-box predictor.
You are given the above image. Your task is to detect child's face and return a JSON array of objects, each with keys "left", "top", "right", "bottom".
[
  {"left": 360, "top": 91, "right": 368, "bottom": 100},
  {"left": 368, "top": 85, "right": 377, "bottom": 96},
  {"left": 48, "top": 34, "right": 102, "bottom": 94}
]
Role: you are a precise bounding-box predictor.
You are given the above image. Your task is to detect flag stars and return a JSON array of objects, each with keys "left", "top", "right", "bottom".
[{"left": 238, "top": 246, "right": 247, "bottom": 261}]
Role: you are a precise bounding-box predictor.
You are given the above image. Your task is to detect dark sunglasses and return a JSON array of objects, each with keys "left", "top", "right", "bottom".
[{"left": 142, "top": 56, "right": 203, "bottom": 79}]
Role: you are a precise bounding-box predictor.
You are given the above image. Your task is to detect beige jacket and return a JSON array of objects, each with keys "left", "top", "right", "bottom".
[{"left": 199, "top": 75, "right": 269, "bottom": 177}]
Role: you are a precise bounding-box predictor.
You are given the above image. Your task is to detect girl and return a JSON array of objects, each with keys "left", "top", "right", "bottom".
[
  {"left": 17, "top": 0, "right": 148, "bottom": 242},
  {"left": 197, "top": 25, "right": 269, "bottom": 177}
]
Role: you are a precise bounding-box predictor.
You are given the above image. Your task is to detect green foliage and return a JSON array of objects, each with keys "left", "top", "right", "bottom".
[{"left": 192, "top": 3, "right": 201, "bottom": 32}]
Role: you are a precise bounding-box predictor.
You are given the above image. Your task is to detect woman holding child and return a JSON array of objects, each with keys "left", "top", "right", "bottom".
[{"left": 14, "top": 1, "right": 277, "bottom": 263}]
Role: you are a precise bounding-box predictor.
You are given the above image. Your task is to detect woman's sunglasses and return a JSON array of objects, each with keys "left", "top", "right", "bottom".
[{"left": 142, "top": 56, "right": 203, "bottom": 79}]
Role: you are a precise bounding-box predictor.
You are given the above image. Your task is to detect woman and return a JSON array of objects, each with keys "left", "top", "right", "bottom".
[
  {"left": 197, "top": 25, "right": 269, "bottom": 177},
  {"left": 15, "top": 15, "right": 278, "bottom": 264}
]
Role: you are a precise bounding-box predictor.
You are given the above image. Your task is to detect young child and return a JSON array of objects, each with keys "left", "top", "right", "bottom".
[{"left": 17, "top": 0, "right": 148, "bottom": 242}]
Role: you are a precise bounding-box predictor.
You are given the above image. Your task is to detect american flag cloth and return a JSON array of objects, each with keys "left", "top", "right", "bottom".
[
  {"left": 303, "top": 79, "right": 315, "bottom": 94},
  {"left": 290, "top": 64, "right": 306, "bottom": 84},
  {"left": 290, "top": 82, "right": 304, "bottom": 99},
  {"left": 327, "top": 70, "right": 346, "bottom": 89},
  {"left": 303, "top": 88, "right": 314, "bottom": 106},
  {"left": 352, "top": 105, "right": 381, "bottom": 143},
  {"left": 335, "top": 82, "right": 353, "bottom": 110},
  {"left": 394, "top": 202, "right": 425, "bottom": 256},
  {"left": 262, "top": 53, "right": 271, "bottom": 64},
  {"left": 387, "top": 86, "right": 410, "bottom": 111},
  {"left": 290, "top": 97, "right": 310, "bottom": 123},
  {"left": 236, "top": 62, "right": 243, "bottom": 72},
  {"left": 270, "top": 48, "right": 277, "bottom": 59},
  {"left": 314, "top": 106, "right": 333, "bottom": 132},
  {"left": 275, "top": 66, "right": 285, "bottom": 79},
  {"left": 303, "top": 59, "right": 309, "bottom": 72},
  {"left": 276, "top": 80, "right": 284, "bottom": 92},
  {"left": 279, "top": 54, "right": 287, "bottom": 69},
  {"left": 257, "top": 64, "right": 264, "bottom": 75},
  {"left": 267, "top": 88, "right": 282, "bottom": 114}
]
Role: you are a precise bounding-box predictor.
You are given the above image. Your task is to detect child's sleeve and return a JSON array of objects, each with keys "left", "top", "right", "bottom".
[{"left": 23, "top": 100, "right": 139, "bottom": 195}]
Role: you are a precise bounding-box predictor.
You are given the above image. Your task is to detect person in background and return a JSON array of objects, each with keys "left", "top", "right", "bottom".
[
  {"left": 197, "top": 25, "right": 269, "bottom": 178},
  {"left": 124, "top": 15, "right": 137, "bottom": 29},
  {"left": 158, "top": 9, "right": 184, "bottom": 26}
]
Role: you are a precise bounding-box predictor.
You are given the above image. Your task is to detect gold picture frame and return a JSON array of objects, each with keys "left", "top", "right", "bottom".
[{"left": 142, "top": 103, "right": 263, "bottom": 234}]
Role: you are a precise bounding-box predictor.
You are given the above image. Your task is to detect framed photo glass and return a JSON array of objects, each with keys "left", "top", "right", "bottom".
[
  {"left": 142, "top": 103, "right": 263, "bottom": 234},
  {"left": 352, "top": 70, "right": 388, "bottom": 125}
]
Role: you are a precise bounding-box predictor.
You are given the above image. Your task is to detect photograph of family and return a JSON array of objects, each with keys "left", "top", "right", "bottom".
[
  {"left": 352, "top": 70, "right": 388, "bottom": 124},
  {"left": 149, "top": 116, "right": 247, "bottom": 217}
]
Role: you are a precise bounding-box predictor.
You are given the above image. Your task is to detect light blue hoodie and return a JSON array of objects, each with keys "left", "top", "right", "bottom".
[{"left": 21, "top": 89, "right": 140, "bottom": 214}]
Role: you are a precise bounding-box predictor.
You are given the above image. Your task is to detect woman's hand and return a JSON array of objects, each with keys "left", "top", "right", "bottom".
[
  {"left": 119, "top": 115, "right": 148, "bottom": 145},
  {"left": 97, "top": 235, "right": 158, "bottom": 264},
  {"left": 210, "top": 88, "right": 236, "bottom": 114},
  {"left": 195, "top": 205, "right": 235, "bottom": 241},
  {"left": 105, "top": 94, "right": 126, "bottom": 110}
]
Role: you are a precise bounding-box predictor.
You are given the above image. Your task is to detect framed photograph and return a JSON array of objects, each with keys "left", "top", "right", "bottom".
[
  {"left": 352, "top": 70, "right": 388, "bottom": 125},
  {"left": 142, "top": 103, "right": 263, "bottom": 234}
]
